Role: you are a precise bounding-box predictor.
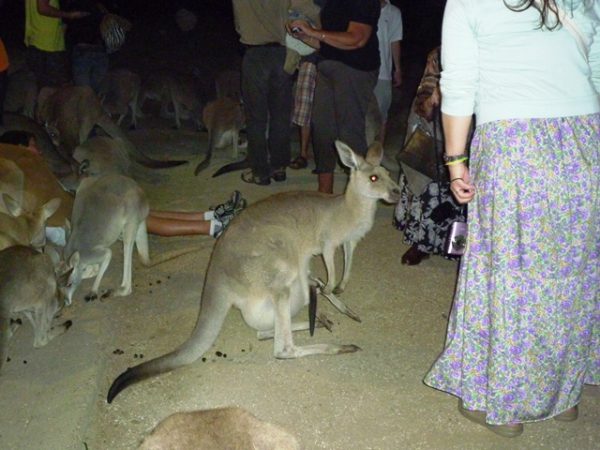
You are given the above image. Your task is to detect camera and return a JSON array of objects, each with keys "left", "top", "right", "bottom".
[{"left": 444, "top": 221, "right": 468, "bottom": 256}]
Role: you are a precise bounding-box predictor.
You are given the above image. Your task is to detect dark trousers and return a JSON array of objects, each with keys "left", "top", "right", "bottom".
[
  {"left": 311, "top": 60, "right": 378, "bottom": 173},
  {"left": 241, "top": 45, "right": 293, "bottom": 178},
  {"left": 26, "top": 45, "right": 69, "bottom": 88}
]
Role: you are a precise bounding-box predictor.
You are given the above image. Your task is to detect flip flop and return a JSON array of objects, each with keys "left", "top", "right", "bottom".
[{"left": 289, "top": 155, "right": 308, "bottom": 170}]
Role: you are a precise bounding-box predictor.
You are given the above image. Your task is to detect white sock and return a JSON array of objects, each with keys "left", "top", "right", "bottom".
[
  {"left": 203, "top": 210, "right": 215, "bottom": 220},
  {"left": 209, "top": 219, "right": 222, "bottom": 238}
]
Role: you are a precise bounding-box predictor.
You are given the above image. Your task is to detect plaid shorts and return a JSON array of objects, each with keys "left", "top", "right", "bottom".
[{"left": 291, "top": 61, "right": 317, "bottom": 127}]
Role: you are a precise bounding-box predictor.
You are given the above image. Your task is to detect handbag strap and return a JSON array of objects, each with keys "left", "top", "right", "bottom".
[{"left": 534, "top": 0, "right": 589, "bottom": 61}]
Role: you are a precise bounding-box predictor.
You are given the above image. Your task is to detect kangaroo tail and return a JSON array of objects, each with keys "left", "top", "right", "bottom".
[
  {"left": 106, "top": 285, "right": 230, "bottom": 403},
  {"left": 211, "top": 157, "right": 251, "bottom": 178},
  {"left": 193, "top": 131, "right": 213, "bottom": 176},
  {"left": 96, "top": 116, "right": 188, "bottom": 169}
]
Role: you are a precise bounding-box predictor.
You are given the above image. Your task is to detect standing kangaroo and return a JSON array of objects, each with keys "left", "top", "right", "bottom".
[
  {"left": 107, "top": 141, "right": 401, "bottom": 403},
  {"left": 0, "top": 245, "right": 72, "bottom": 373},
  {"left": 193, "top": 97, "right": 245, "bottom": 175},
  {"left": 63, "top": 173, "right": 150, "bottom": 304}
]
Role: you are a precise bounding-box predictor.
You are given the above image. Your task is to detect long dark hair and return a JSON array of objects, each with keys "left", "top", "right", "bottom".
[{"left": 504, "top": 0, "right": 562, "bottom": 29}]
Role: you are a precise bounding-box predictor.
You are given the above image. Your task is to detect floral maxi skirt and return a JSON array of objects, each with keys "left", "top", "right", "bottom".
[{"left": 424, "top": 113, "right": 600, "bottom": 425}]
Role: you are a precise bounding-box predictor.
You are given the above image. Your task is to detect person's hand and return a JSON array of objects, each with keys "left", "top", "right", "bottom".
[
  {"left": 67, "top": 11, "right": 91, "bottom": 20},
  {"left": 448, "top": 164, "right": 475, "bottom": 204},
  {"left": 287, "top": 19, "right": 312, "bottom": 39},
  {"left": 393, "top": 68, "right": 402, "bottom": 87}
]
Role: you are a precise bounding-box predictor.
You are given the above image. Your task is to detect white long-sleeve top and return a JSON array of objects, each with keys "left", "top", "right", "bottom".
[{"left": 440, "top": 0, "right": 600, "bottom": 124}]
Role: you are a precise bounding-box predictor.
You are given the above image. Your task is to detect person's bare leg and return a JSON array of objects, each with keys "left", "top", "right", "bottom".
[
  {"left": 148, "top": 210, "right": 208, "bottom": 221},
  {"left": 300, "top": 124, "right": 311, "bottom": 160},
  {"left": 146, "top": 216, "right": 210, "bottom": 236},
  {"left": 318, "top": 172, "right": 334, "bottom": 194}
]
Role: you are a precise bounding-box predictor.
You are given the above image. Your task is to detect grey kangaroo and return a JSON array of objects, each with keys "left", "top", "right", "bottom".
[
  {"left": 138, "top": 407, "right": 301, "bottom": 450},
  {"left": 0, "top": 245, "right": 72, "bottom": 373},
  {"left": 107, "top": 140, "right": 401, "bottom": 403},
  {"left": 63, "top": 173, "right": 150, "bottom": 304}
]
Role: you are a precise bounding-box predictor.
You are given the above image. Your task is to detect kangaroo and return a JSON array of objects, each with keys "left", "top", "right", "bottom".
[
  {"left": 99, "top": 68, "right": 143, "bottom": 129},
  {"left": 36, "top": 85, "right": 187, "bottom": 169},
  {"left": 0, "top": 146, "right": 74, "bottom": 227},
  {"left": 0, "top": 193, "right": 61, "bottom": 252},
  {"left": 1, "top": 112, "right": 75, "bottom": 177},
  {"left": 107, "top": 140, "right": 401, "bottom": 403},
  {"left": 0, "top": 245, "right": 72, "bottom": 373},
  {"left": 138, "top": 407, "right": 301, "bottom": 450},
  {"left": 63, "top": 173, "right": 150, "bottom": 304},
  {"left": 138, "top": 71, "right": 205, "bottom": 130},
  {"left": 194, "top": 97, "right": 245, "bottom": 175}
]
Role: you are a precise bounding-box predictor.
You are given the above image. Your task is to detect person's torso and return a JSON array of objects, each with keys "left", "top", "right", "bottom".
[
  {"left": 232, "top": 0, "right": 289, "bottom": 45},
  {"left": 65, "top": 0, "right": 105, "bottom": 48},
  {"left": 25, "top": 0, "right": 66, "bottom": 52},
  {"left": 443, "top": 0, "right": 599, "bottom": 122},
  {"left": 320, "top": 0, "right": 381, "bottom": 71}
]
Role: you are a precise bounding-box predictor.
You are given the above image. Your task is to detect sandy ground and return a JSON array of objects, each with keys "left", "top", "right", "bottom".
[{"left": 0, "top": 111, "right": 598, "bottom": 450}]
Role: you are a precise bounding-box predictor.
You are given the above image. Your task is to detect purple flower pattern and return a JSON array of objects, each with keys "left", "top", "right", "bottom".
[{"left": 424, "top": 114, "right": 600, "bottom": 425}]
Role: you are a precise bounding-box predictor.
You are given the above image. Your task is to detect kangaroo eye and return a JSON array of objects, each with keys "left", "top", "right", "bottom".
[{"left": 370, "top": 175, "right": 378, "bottom": 182}]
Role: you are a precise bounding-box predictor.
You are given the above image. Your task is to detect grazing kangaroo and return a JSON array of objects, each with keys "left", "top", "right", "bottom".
[
  {"left": 138, "top": 407, "right": 301, "bottom": 450},
  {"left": 0, "top": 193, "right": 61, "bottom": 252},
  {"left": 107, "top": 141, "right": 401, "bottom": 403},
  {"left": 36, "top": 85, "right": 187, "bottom": 169},
  {"left": 0, "top": 245, "right": 72, "bottom": 373},
  {"left": 63, "top": 173, "right": 150, "bottom": 304},
  {"left": 99, "top": 68, "right": 143, "bottom": 129},
  {"left": 194, "top": 97, "right": 245, "bottom": 175},
  {"left": 138, "top": 72, "right": 204, "bottom": 130}
]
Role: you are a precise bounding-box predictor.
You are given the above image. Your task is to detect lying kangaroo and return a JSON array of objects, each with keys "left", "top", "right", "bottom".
[
  {"left": 99, "top": 68, "right": 143, "bottom": 128},
  {"left": 63, "top": 173, "right": 150, "bottom": 304},
  {"left": 107, "top": 140, "right": 400, "bottom": 402},
  {"left": 138, "top": 407, "right": 301, "bottom": 450},
  {"left": 1, "top": 112, "right": 75, "bottom": 177},
  {"left": 0, "top": 245, "right": 72, "bottom": 372},
  {"left": 138, "top": 71, "right": 204, "bottom": 130},
  {"left": 36, "top": 85, "right": 187, "bottom": 169},
  {"left": 0, "top": 193, "right": 61, "bottom": 252},
  {"left": 194, "top": 97, "right": 245, "bottom": 175}
]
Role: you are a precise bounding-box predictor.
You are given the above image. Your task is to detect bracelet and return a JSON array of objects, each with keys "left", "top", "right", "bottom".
[
  {"left": 443, "top": 153, "right": 468, "bottom": 163},
  {"left": 445, "top": 157, "right": 469, "bottom": 166},
  {"left": 450, "top": 177, "right": 464, "bottom": 183}
]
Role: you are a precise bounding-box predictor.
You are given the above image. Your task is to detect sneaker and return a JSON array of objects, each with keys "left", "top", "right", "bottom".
[
  {"left": 211, "top": 190, "right": 247, "bottom": 228},
  {"left": 209, "top": 218, "right": 224, "bottom": 238}
]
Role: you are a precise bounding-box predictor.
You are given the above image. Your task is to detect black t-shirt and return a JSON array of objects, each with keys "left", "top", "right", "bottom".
[
  {"left": 319, "top": 0, "right": 380, "bottom": 71},
  {"left": 64, "top": 0, "right": 106, "bottom": 48}
]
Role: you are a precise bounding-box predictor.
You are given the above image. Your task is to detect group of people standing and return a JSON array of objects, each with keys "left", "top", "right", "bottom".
[{"left": 234, "top": 0, "right": 598, "bottom": 439}]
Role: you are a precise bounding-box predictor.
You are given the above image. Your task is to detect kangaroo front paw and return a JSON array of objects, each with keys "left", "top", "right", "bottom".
[
  {"left": 317, "top": 313, "right": 334, "bottom": 332},
  {"left": 85, "top": 292, "right": 98, "bottom": 302},
  {"left": 100, "top": 289, "right": 112, "bottom": 300},
  {"left": 339, "top": 344, "right": 361, "bottom": 354},
  {"left": 332, "top": 286, "right": 345, "bottom": 295}
]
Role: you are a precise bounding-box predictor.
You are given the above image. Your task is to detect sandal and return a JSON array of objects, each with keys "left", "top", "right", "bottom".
[
  {"left": 289, "top": 155, "right": 308, "bottom": 170},
  {"left": 241, "top": 170, "right": 271, "bottom": 186},
  {"left": 458, "top": 401, "right": 524, "bottom": 438},
  {"left": 554, "top": 405, "right": 578, "bottom": 422}
]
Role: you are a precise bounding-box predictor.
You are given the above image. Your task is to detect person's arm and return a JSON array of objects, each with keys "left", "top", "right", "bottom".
[
  {"left": 443, "top": 114, "right": 475, "bottom": 204},
  {"left": 590, "top": 4, "right": 600, "bottom": 95},
  {"left": 391, "top": 40, "right": 402, "bottom": 86},
  {"left": 37, "top": 0, "right": 89, "bottom": 20},
  {"left": 289, "top": 19, "right": 372, "bottom": 50}
]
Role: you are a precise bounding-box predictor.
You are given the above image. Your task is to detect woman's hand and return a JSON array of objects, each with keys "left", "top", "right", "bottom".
[
  {"left": 448, "top": 164, "right": 475, "bottom": 204},
  {"left": 287, "top": 19, "right": 313, "bottom": 39}
]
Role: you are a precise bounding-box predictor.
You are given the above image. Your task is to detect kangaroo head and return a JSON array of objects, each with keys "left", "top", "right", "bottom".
[
  {"left": 0, "top": 194, "right": 61, "bottom": 249},
  {"left": 335, "top": 140, "right": 401, "bottom": 204},
  {"left": 43, "top": 121, "right": 61, "bottom": 148}
]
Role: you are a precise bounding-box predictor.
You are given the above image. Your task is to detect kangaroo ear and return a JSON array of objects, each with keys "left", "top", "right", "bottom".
[
  {"left": 2, "top": 193, "right": 22, "bottom": 217},
  {"left": 335, "top": 140, "right": 364, "bottom": 170},
  {"left": 41, "top": 197, "right": 62, "bottom": 221},
  {"left": 78, "top": 159, "right": 91, "bottom": 177},
  {"left": 68, "top": 251, "right": 80, "bottom": 268},
  {"left": 365, "top": 141, "right": 383, "bottom": 166}
]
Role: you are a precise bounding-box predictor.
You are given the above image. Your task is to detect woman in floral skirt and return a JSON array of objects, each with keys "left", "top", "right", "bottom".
[{"left": 424, "top": 0, "right": 599, "bottom": 438}]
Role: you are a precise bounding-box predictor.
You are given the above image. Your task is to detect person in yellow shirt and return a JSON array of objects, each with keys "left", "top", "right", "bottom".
[
  {"left": 0, "top": 37, "right": 8, "bottom": 125},
  {"left": 24, "top": 0, "right": 88, "bottom": 88}
]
